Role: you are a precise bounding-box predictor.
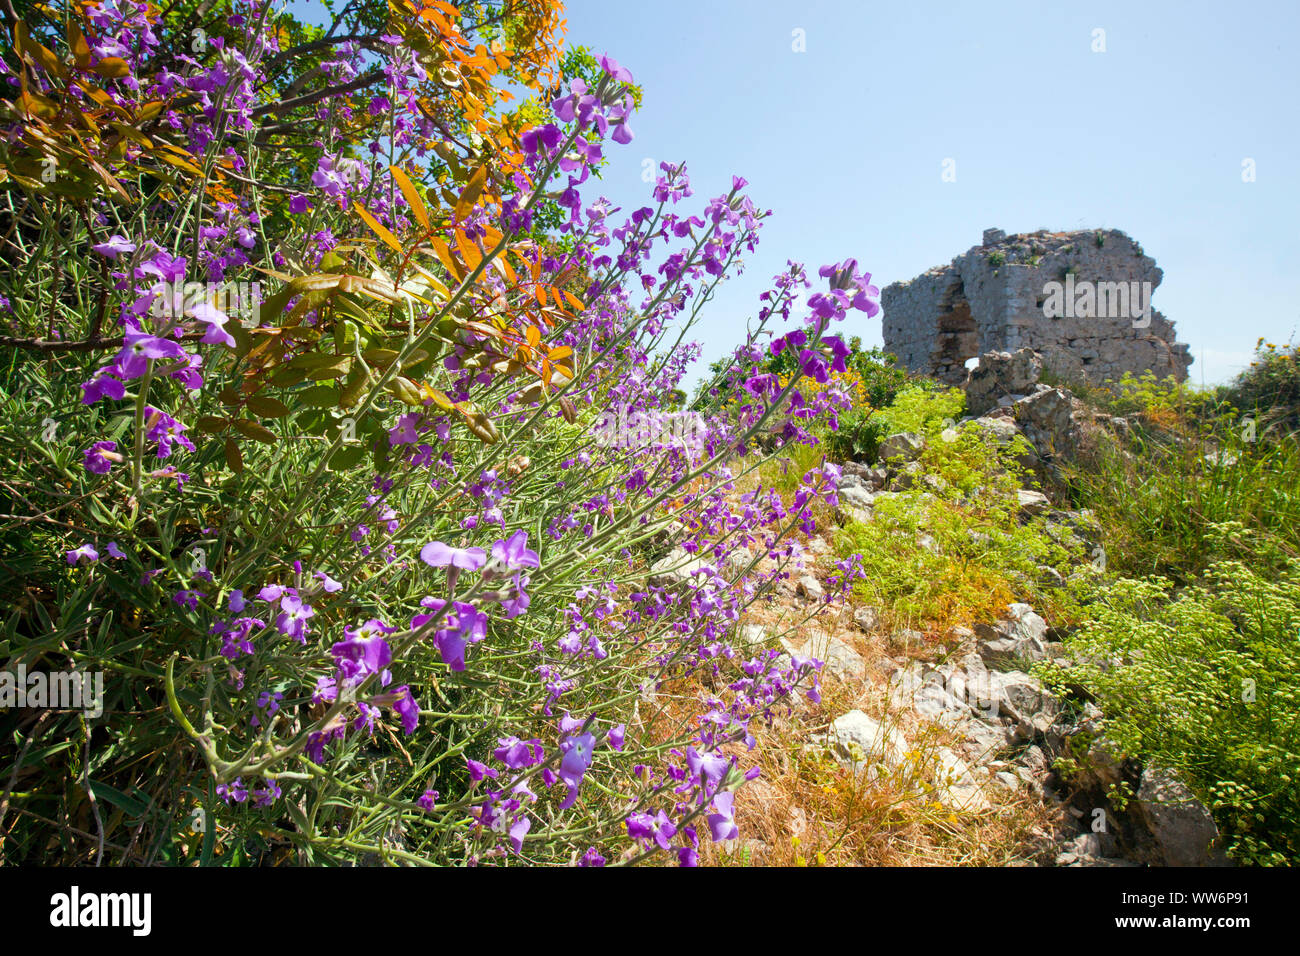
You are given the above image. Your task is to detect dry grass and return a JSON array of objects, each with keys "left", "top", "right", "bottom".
[
  {"left": 630, "top": 451, "right": 1064, "bottom": 867},
  {"left": 638, "top": 605, "right": 1063, "bottom": 868}
]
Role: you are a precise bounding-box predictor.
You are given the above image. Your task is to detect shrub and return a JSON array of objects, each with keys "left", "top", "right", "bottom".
[
  {"left": 0, "top": 0, "right": 880, "bottom": 866},
  {"left": 869, "top": 383, "right": 966, "bottom": 441},
  {"left": 1224, "top": 339, "right": 1300, "bottom": 439},
  {"left": 833, "top": 424, "right": 1085, "bottom": 633},
  {"left": 1067, "top": 405, "right": 1300, "bottom": 582},
  {"left": 1038, "top": 551, "right": 1300, "bottom": 865}
]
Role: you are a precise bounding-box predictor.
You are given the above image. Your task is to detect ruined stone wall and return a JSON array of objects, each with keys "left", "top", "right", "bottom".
[{"left": 882, "top": 228, "right": 1193, "bottom": 385}]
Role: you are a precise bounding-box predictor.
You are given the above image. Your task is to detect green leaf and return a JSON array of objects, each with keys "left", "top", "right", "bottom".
[
  {"left": 88, "top": 779, "right": 148, "bottom": 818},
  {"left": 297, "top": 385, "right": 341, "bottom": 408},
  {"left": 328, "top": 445, "right": 366, "bottom": 470}
]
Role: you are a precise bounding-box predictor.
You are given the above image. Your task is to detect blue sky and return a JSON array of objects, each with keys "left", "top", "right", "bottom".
[{"left": 556, "top": 0, "right": 1299, "bottom": 387}]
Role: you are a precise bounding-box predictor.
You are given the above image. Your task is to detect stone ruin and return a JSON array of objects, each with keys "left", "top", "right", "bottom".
[{"left": 881, "top": 228, "right": 1193, "bottom": 386}]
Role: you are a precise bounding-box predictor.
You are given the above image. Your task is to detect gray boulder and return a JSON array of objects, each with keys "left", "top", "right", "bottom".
[
  {"left": 877, "top": 431, "right": 925, "bottom": 463},
  {"left": 964, "top": 349, "right": 1044, "bottom": 417},
  {"left": 1136, "top": 765, "right": 1227, "bottom": 866}
]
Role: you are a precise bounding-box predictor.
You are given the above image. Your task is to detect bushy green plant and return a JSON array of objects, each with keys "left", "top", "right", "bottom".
[
  {"left": 833, "top": 425, "right": 1085, "bottom": 632},
  {"left": 869, "top": 383, "right": 966, "bottom": 440},
  {"left": 1038, "top": 550, "right": 1300, "bottom": 865},
  {"left": 1224, "top": 339, "right": 1300, "bottom": 438},
  {"left": 0, "top": 1, "right": 876, "bottom": 868},
  {"left": 1068, "top": 408, "right": 1300, "bottom": 582}
]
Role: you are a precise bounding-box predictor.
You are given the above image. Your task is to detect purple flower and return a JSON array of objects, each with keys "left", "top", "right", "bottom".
[
  {"left": 116, "top": 329, "right": 187, "bottom": 380},
  {"left": 275, "top": 593, "right": 315, "bottom": 643},
  {"left": 500, "top": 573, "right": 531, "bottom": 618},
  {"left": 104, "top": 542, "right": 127, "bottom": 559},
  {"left": 331, "top": 619, "right": 394, "bottom": 686},
  {"left": 491, "top": 529, "right": 539, "bottom": 570},
  {"left": 66, "top": 544, "right": 98, "bottom": 565},
  {"left": 83, "top": 440, "right": 121, "bottom": 475},
  {"left": 557, "top": 731, "right": 594, "bottom": 810},
  {"left": 190, "top": 301, "right": 235, "bottom": 347},
  {"left": 92, "top": 234, "right": 136, "bottom": 259},
  {"left": 508, "top": 815, "right": 531, "bottom": 854},
  {"left": 420, "top": 541, "right": 487, "bottom": 571},
  {"left": 143, "top": 407, "right": 195, "bottom": 459},
  {"left": 173, "top": 589, "right": 204, "bottom": 611},
  {"left": 389, "top": 412, "right": 421, "bottom": 446},
  {"left": 686, "top": 746, "right": 731, "bottom": 788},
  {"left": 388, "top": 685, "right": 420, "bottom": 734},
  {"left": 467, "top": 758, "right": 499, "bottom": 782},
  {"left": 707, "top": 790, "right": 739, "bottom": 842},
  {"left": 418, "top": 789, "right": 439, "bottom": 811},
  {"left": 289, "top": 195, "right": 311, "bottom": 214},
  {"left": 598, "top": 54, "right": 633, "bottom": 83},
  {"left": 81, "top": 370, "right": 125, "bottom": 404},
  {"left": 520, "top": 123, "right": 562, "bottom": 155},
  {"left": 607, "top": 724, "right": 626, "bottom": 751},
  {"left": 494, "top": 736, "right": 544, "bottom": 770},
  {"left": 252, "top": 778, "right": 281, "bottom": 807},
  {"left": 217, "top": 778, "right": 247, "bottom": 803},
  {"left": 314, "top": 571, "right": 343, "bottom": 593},
  {"left": 311, "top": 155, "right": 355, "bottom": 199},
  {"left": 626, "top": 810, "right": 676, "bottom": 850},
  {"left": 137, "top": 250, "right": 187, "bottom": 284}
]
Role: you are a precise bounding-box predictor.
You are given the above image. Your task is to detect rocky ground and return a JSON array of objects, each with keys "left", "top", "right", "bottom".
[{"left": 665, "top": 348, "right": 1231, "bottom": 867}]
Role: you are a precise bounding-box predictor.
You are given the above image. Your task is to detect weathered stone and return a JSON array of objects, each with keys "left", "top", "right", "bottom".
[
  {"left": 932, "top": 746, "right": 990, "bottom": 810},
  {"left": 838, "top": 482, "right": 877, "bottom": 512},
  {"left": 891, "top": 628, "right": 926, "bottom": 651},
  {"left": 877, "top": 431, "right": 925, "bottom": 463},
  {"left": 829, "top": 710, "right": 907, "bottom": 767},
  {"left": 981, "top": 669, "right": 1059, "bottom": 726},
  {"left": 853, "top": 605, "right": 881, "bottom": 631},
  {"left": 964, "top": 349, "right": 1044, "bottom": 416},
  {"left": 648, "top": 548, "right": 712, "bottom": 589},
  {"left": 1016, "top": 488, "right": 1051, "bottom": 517},
  {"left": 976, "top": 603, "right": 1053, "bottom": 664},
  {"left": 1013, "top": 386, "right": 1079, "bottom": 460},
  {"left": 725, "top": 548, "right": 752, "bottom": 575},
  {"left": 913, "top": 682, "right": 967, "bottom": 718},
  {"left": 796, "top": 631, "right": 866, "bottom": 682},
  {"left": 972, "top": 415, "right": 1021, "bottom": 443},
  {"left": 882, "top": 228, "right": 1192, "bottom": 387},
  {"left": 1135, "top": 766, "right": 1225, "bottom": 866},
  {"left": 795, "top": 574, "right": 824, "bottom": 601}
]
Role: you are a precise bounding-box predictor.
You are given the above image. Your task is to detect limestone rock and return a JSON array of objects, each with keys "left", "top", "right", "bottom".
[
  {"left": 796, "top": 574, "right": 824, "bottom": 601},
  {"left": 964, "top": 349, "right": 1044, "bottom": 416},
  {"left": 1135, "top": 766, "right": 1225, "bottom": 866},
  {"left": 976, "top": 603, "right": 1053, "bottom": 664},
  {"left": 877, "top": 431, "right": 925, "bottom": 463},
  {"left": 1016, "top": 488, "right": 1051, "bottom": 517},
  {"left": 1013, "top": 386, "right": 1079, "bottom": 461},
  {"left": 853, "top": 605, "right": 881, "bottom": 631},
  {"left": 648, "top": 548, "right": 712, "bottom": 590},
  {"left": 828, "top": 710, "right": 907, "bottom": 768}
]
